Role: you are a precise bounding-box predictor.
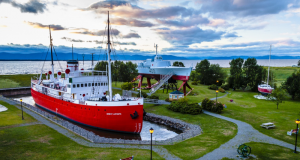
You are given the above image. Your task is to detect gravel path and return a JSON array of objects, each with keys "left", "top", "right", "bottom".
[
  {"left": 197, "top": 92, "right": 300, "bottom": 160},
  {"left": 0, "top": 96, "right": 181, "bottom": 160}
]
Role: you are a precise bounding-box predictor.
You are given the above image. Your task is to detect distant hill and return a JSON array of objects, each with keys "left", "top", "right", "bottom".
[{"left": 0, "top": 52, "right": 299, "bottom": 61}]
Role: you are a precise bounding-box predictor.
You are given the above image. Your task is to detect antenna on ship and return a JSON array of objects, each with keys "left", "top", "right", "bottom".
[
  {"left": 267, "top": 45, "right": 271, "bottom": 86},
  {"left": 107, "top": 11, "right": 113, "bottom": 101},
  {"left": 82, "top": 54, "right": 85, "bottom": 67},
  {"left": 49, "top": 25, "right": 54, "bottom": 81},
  {"left": 72, "top": 44, "right": 74, "bottom": 60},
  {"left": 90, "top": 53, "right": 95, "bottom": 68},
  {"left": 154, "top": 43, "right": 158, "bottom": 56}
]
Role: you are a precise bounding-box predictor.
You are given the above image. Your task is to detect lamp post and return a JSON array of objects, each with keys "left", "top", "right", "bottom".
[
  {"left": 216, "top": 80, "right": 219, "bottom": 85},
  {"left": 149, "top": 127, "right": 154, "bottom": 160},
  {"left": 295, "top": 119, "right": 300, "bottom": 153},
  {"left": 20, "top": 99, "right": 24, "bottom": 120},
  {"left": 216, "top": 90, "right": 218, "bottom": 105}
]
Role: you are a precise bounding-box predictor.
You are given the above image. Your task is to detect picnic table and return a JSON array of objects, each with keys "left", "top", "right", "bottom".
[{"left": 260, "top": 122, "right": 275, "bottom": 129}]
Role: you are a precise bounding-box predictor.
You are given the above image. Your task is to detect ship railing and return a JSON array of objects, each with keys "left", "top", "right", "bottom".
[{"left": 69, "top": 70, "right": 107, "bottom": 78}]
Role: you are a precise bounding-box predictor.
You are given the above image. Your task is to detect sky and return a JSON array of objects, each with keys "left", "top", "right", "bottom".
[{"left": 1, "top": 0, "right": 300, "bottom": 59}]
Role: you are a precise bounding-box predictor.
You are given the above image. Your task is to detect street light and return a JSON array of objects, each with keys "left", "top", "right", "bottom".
[
  {"left": 20, "top": 99, "right": 24, "bottom": 120},
  {"left": 149, "top": 127, "right": 154, "bottom": 160},
  {"left": 216, "top": 90, "right": 219, "bottom": 105},
  {"left": 294, "top": 119, "right": 300, "bottom": 153},
  {"left": 216, "top": 80, "right": 219, "bottom": 84}
]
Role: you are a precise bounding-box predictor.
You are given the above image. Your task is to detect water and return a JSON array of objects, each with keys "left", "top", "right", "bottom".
[
  {"left": 0, "top": 59, "right": 298, "bottom": 75},
  {"left": 12, "top": 95, "right": 180, "bottom": 140}
]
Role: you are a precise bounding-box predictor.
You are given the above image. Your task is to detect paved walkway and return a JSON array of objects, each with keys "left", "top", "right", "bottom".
[
  {"left": 197, "top": 92, "right": 300, "bottom": 160},
  {"left": 0, "top": 97, "right": 181, "bottom": 160}
]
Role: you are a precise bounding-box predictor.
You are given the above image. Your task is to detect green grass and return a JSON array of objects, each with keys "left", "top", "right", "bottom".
[
  {"left": 0, "top": 79, "right": 20, "bottom": 89},
  {"left": 144, "top": 103, "right": 238, "bottom": 160},
  {"left": 0, "top": 101, "right": 36, "bottom": 127},
  {"left": 0, "top": 125, "right": 164, "bottom": 160},
  {"left": 216, "top": 91, "right": 300, "bottom": 147},
  {"left": 270, "top": 67, "right": 300, "bottom": 86},
  {"left": 244, "top": 142, "right": 300, "bottom": 160}
]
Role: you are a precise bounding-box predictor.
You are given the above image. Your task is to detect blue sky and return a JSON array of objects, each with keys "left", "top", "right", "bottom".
[{"left": 1, "top": 0, "right": 300, "bottom": 59}]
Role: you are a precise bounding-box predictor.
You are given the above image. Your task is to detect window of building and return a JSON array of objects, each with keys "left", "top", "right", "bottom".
[
  {"left": 175, "top": 96, "right": 177, "bottom": 99},
  {"left": 77, "top": 84, "right": 80, "bottom": 87},
  {"left": 169, "top": 95, "right": 172, "bottom": 98}
]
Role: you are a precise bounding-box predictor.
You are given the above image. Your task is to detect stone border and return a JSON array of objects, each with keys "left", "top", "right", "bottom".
[{"left": 0, "top": 95, "right": 202, "bottom": 145}]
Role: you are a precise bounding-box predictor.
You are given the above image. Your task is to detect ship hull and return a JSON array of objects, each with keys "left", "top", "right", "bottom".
[
  {"left": 258, "top": 87, "right": 273, "bottom": 94},
  {"left": 31, "top": 89, "right": 143, "bottom": 134},
  {"left": 138, "top": 67, "right": 192, "bottom": 81}
]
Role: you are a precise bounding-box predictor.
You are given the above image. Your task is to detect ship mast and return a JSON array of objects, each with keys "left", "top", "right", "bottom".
[
  {"left": 49, "top": 26, "right": 54, "bottom": 81},
  {"left": 267, "top": 45, "right": 271, "bottom": 86},
  {"left": 107, "top": 11, "right": 112, "bottom": 101},
  {"left": 154, "top": 44, "right": 158, "bottom": 56}
]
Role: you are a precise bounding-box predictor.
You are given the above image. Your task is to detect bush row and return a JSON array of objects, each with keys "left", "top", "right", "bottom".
[
  {"left": 201, "top": 98, "right": 224, "bottom": 113},
  {"left": 166, "top": 97, "right": 202, "bottom": 115}
]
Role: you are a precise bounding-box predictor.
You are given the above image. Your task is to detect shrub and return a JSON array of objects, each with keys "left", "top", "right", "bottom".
[
  {"left": 221, "top": 84, "right": 230, "bottom": 90},
  {"left": 218, "top": 87, "right": 225, "bottom": 93},
  {"left": 121, "top": 82, "right": 133, "bottom": 90},
  {"left": 141, "top": 91, "right": 148, "bottom": 98},
  {"left": 167, "top": 98, "right": 202, "bottom": 115},
  {"left": 201, "top": 98, "right": 224, "bottom": 113},
  {"left": 148, "top": 94, "right": 159, "bottom": 99},
  {"left": 191, "top": 81, "right": 198, "bottom": 85},
  {"left": 208, "top": 84, "right": 218, "bottom": 90}
]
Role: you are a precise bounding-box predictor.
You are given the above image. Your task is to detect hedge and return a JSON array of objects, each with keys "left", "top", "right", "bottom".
[{"left": 201, "top": 98, "right": 224, "bottom": 113}]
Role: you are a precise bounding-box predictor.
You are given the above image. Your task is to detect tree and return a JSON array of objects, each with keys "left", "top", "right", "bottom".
[
  {"left": 196, "top": 59, "right": 210, "bottom": 85},
  {"left": 94, "top": 61, "right": 108, "bottom": 71},
  {"left": 298, "top": 60, "right": 300, "bottom": 66},
  {"left": 282, "top": 71, "right": 300, "bottom": 100},
  {"left": 121, "top": 82, "right": 133, "bottom": 90},
  {"left": 228, "top": 58, "right": 245, "bottom": 88},
  {"left": 207, "top": 64, "right": 226, "bottom": 85},
  {"left": 268, "top": 88, "right": 287, "bottom": 109},
  {"left": 173, "top": 61, "right": 185, "bottom": 67}
]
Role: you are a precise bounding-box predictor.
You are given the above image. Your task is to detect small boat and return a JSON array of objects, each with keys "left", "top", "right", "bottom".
[
  {"left": 31, "top": 12, "right": 144, "bottom": 134},
  {"left": 258, "top": 45, "right": 274, "bottom": 94}
]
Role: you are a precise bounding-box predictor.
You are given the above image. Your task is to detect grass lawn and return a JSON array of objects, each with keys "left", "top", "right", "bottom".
[
  {"left": 144, "top": 103, "right": 238, "bottom": 160},
  {"left": 216, "top": 91, "right": 300, "bottom": 147},
  {"left": 0, "top": 125, "right": 164, "bottom": 160},
  {"left": 270, "top": 67, "right": 300, "bottom": 86},
  {"left": 245, "top": 142, "right": 299, "bottom": 160},
  {"left": 0, "top": 101, "right": 37, "bottom": 127}
]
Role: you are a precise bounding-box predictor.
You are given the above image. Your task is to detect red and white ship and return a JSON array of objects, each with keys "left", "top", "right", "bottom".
[
  {"left": 258, "top": 45, "right": 274, "bottom": 94},
  {"left": 31, "top": 12, "right": 143, "bottom": 134}
]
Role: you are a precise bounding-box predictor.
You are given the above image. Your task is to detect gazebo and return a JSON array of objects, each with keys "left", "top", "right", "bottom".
[{"left": 169, "top": 90, "right": 184, "bottom": 101}]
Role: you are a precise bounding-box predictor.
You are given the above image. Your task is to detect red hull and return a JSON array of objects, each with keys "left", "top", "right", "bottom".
[
  {"left": 31, "top": 89, "right": 143, "bottom": 133},
  {"left": 258, "top": 87, "right": 273, "bottom": 94}
]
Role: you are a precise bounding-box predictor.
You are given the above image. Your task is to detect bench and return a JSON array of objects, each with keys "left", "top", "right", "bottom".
[
  {"left": 260, "top": 122, "right": 275, "bottom": 129},
  {"left": 287, "top": 128, "right": 299, "bottom": 136}
]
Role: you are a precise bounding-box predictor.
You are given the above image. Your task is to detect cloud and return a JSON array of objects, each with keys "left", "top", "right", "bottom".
[
  {"left": 156, "top": 15, "right": 209, "bottom": 27},
  {"left": 0, "top": 25, "right": 7, "bottom": 27},
  {"left": 208, "top": 19, "right": 231, "bottom": 28},
  {"left": 233, "top": 22, "right": 269, "bottom": 30},
  {"left": 61, "top": 37, "right": 84, "bottom": 43},
  {"left": 157, "top": 27, "right": 225, "bottom": 45},
  {"left": 223, "top": 32, "right": 239, "bottom": 38},
  {"left": 180, "top": 1, "right": 190, "bottom": 6},
  {"left": 72, "top": 29, "right": 120, "bottom": 36},
  {"left": 114, "top": 42, "right": 137, "bottom": 45},
  {"left": 26, "top": 22, "right": 67, "bottom": 30},
  {"left": 198, "top": 0, "right": 300, "bottom": 17},
  {"left": 81, "top": 0, "right": 140, "bottom": 11},
  {"left": 218, "top": 39, "right": 300, "bottom": 48},
  {"left": 111, "top": 18, "right": 154, "bottom": 27},
  {"left": 0, "top": 0, "right": 47, "bottom": 14},
  {"left": 123, "top": 33, "right": 141, "bottom": 38}
]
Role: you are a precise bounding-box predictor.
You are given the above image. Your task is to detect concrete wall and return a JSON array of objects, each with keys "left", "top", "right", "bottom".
[{"left": 0, "top": 87, "right": 31, "bottom": 96}]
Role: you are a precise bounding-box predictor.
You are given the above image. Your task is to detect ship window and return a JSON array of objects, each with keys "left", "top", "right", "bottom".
[
  {"left": 81, "top": 84, "right": 83, "bottom": 87},
  {"left": 106, "top": 83, "right": 108, "bottom": 86},
  {"left": 98, "top": 83, "right": 100, "bottom": 86},
  {"left": 73, "top": 84, "right": 76, "bottom": 88},
  {"left": 88, "top": 83, "right": 91, "bottom": 87},
  {"left": 101, "top": 83, "right": 103, "bottom": 86},
  {"left": 77, "top": 84, "right": 80, "bottom": 87},
  {"left": 85, "top": 83, "right": 87, "bottom": 87},
  {"left": 67, "top": 84, "right": 71, "bottom": 88},
  {"left": 95, "top": 83, "right": 97, "bottom": 86},
  {"left": 92, "top": 83, "right": 94, "bottom": 86},
  {"left": 87, "top": 93, "right": 88, "bottom": 95}
]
